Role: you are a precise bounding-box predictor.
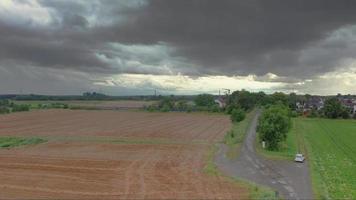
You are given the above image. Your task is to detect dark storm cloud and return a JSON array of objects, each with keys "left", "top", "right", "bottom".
[
  {"left": 108, "top": 0, "right": 356, "bottom": 77},
  {"left": 1, "top": 0, "right": 356, "bottom": 78}
]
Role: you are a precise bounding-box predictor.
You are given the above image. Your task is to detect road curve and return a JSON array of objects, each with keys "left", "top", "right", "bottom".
[{"left": 215, "top": 110, "right": 313, "bottom": 200}]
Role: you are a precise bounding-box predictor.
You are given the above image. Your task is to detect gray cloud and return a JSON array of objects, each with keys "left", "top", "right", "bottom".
[
  {"left": 1, "top": 0, "right": 356, "bottom": 95},
  {"left": 108, "top": 0, "right": 356, "bottom": 78}
]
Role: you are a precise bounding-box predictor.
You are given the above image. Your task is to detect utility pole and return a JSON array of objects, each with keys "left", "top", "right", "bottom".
[{"left": 222, "top": 88, "right": 231, "bottom": 96}]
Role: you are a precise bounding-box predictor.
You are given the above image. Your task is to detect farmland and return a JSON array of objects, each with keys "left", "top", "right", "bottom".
[
  {"left": 0, "top": 110, "right": 248, "bottom": 199},
  {"left": 293, "top": 118, "right": 356, "bottom": 199}
]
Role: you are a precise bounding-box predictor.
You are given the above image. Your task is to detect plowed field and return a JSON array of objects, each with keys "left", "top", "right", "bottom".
[{"left": 0, "top": 110, "right": 248, "bottom": 199}]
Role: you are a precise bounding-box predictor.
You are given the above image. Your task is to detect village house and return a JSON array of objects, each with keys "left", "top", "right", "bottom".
[
  {"left": 296, "top": 96, "right": 324, "bottom": 113},
  {"left": 214, "top": 97, "right": 226, "bottom": 108}
]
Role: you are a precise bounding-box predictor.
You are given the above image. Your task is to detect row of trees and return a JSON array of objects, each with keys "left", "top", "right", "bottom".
[
  {"left": 0, "top": 100, "right": 30, "bottom": 114},
  {"left": 145, "top": 94, "right": 222, "bottom": 112}
]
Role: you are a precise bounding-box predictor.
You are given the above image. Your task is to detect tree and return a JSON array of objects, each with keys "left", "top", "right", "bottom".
[
  {"left": 176, "top": 100, "right": 188, "bottom": 111},
  {"left": 257, "top": 105, "right": 291, "bottom": 150},
  {"left": 194, "top": 94, "right": 215, "bottom": 107},
  {"left": 230, "top": 108, "right": 246, "bottom": 122},
  {"left": 323, "top": 98, "right": 342, "bottom": 119},
  {"left": 288, "top": 92, "right": 297, "bottom": 110},
  {"left": 340, "top": 107, "right": 350, "bottom": 119},
  {"left": 158, "top": 97, "right": 174, "bottom": 110},
  {"left": 228, "top": 90, "right": 255, "bottom": 111},
  {"left": 271, "top": 92, "right": 289, "bottom": 106}
]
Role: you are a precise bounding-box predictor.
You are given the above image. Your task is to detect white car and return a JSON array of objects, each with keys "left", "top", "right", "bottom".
[{"left": 294, "top": 154, "right": 305, "bottom": 162}]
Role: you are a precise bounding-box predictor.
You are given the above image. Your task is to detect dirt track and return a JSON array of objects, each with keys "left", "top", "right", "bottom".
[{"left": 0, "top": 110, "right": 247, "bottom": 199}]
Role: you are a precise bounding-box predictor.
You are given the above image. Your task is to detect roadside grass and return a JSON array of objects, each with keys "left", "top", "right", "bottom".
[
  {"left": 255, "top": 119, "right": 299, "bottom": 160},
  {"left": 0, "top": 137, "right": 46, "bottom": 148},
  {"left": 203, "top": 144, "right": 278, "bottom": 200},
  {"left": 223, "top": 109, "right": 256, "bottom": 159},
  {"left": 296, "top": 118, "right": 356, "bottom": 200}
]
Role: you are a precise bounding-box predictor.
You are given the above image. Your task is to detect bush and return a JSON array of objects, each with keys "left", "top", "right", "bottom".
[
  {"left": 290, "top": 111, "right": 298, "bottom": 118},
  {"left": 230, "top": 108, "right": 246, "bottom": 122},
  {"left": 307, "top": 108, "right": 318, "bottom": 118},
  {"left": 158, "top": 97, "right": 174, "bottom": 110},
  {"left": 341, "top": 108, "right": 350, "bottom": 119},
  {"left": 209, "top": 105, "right": 220, "bottom": 112},
  {"left": 12, "top": 104, "right": 30, "bottom": 112},
  {"left": 176, "top": 100, "right": 188, "bottom": 111},
  {"left": 160, "top": 104, "right": 170, "bottom": 112},
  {"left": 0, "top": 107, "right": 10, "bottom": 114},
  {"left": 0, "top": 99, "right": 10, "bottom": 106}
]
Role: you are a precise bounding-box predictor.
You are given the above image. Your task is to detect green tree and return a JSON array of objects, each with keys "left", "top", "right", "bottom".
[
  {"left": 323, "top": 98, "right": 342, "bottom": 119},
  {"left": 158, "top": 97, "right": 174, "bottom": 110},
  {"left": 258, "top": 105, "right": 291, "bottom": 150},
  {"left": 288, "top": 92, "right": 298, "bottom": 110},
  {"left": 271, "top": 92, "right": 289, "bottom": 106},
  {"left": 176, "top": 100, "right": 188, "bottom": 111},
  {"left": 228, "top": 90, "right": 255, "bottom": 111},
  {"left": 230, "top": 108, "right": 246, "bottom": 122},
  {"left": 194, "top": 94, "right": 215, "bottom": 107}
]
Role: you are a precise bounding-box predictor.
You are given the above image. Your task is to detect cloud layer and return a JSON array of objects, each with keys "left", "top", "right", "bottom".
[{"left": 1, "top": 0, "right": 356, "bottom": 95}]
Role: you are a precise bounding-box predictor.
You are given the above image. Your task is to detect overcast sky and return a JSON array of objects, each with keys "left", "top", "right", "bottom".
[{"left": 1, "top": 0, "right": 356, "bottom": 95}]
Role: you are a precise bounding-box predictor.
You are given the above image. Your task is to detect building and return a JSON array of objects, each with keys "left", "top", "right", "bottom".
[
  {"left": 296, "top": 96, "right": 324, "bottom": 112},
  {"left": 214, "top": 97, "right": 226, "bottom": 108}
]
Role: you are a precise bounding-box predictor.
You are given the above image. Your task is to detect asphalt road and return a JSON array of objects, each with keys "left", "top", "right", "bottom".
[{"left": 215, "top": 111, "right": 313, "bottom": 200}]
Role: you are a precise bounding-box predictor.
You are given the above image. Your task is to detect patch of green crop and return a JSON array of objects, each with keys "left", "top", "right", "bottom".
[
  {"left": 0, "top": 137, "right": 46, "bottom": 148},
  {"left": 295, "top": 118, "right": 356, "bottom": 199}
]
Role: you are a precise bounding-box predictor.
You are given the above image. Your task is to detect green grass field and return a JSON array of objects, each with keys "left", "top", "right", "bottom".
[
  {"left": 296, "top": 118, "right": 356, "bottom": 199},
  {"left": 0, "top": 137, "right": 46, "bottom": 148}
]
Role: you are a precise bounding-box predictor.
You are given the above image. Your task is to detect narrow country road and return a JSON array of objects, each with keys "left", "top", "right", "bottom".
[{"left": 215, "top": 111, "right": 313, "bottom": 200}]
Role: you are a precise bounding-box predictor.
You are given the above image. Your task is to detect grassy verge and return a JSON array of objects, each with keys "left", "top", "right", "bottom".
[
  {"left": 223, "top": 109, "right": 256, "bottom": 159},
  {"left": 203, "top": 144, "right": 278, "bottom": 200},
  {"left": 0, "top": 137, "right": 46, "bottom": 148},
  {"left": 255, "top": 118, "right": 299, "bottom": 160}
]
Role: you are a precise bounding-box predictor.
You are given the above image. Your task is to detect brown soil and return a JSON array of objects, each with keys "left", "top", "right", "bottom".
[{"left": 0, "top": 110, "right": 247, "bottom": 199}]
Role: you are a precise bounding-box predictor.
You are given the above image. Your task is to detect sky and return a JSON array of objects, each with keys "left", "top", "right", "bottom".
[{"left": 1, "top": 0, "right": 356, "bottom": 96}]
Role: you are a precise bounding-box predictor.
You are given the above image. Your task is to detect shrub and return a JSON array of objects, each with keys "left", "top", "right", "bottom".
[
  {"left": 290, "top": 111, "right": 298, "bottom": 118},
  {"left": 0, "top": 107, "right": 10, "bottom": 114},
  {"left": 307, "top": 108, "right": 318, "bottom": 118},
  {"left": 12, "top": 104, "right": 30, "bottom": 112},
  {"left": 176, "top": 100, "right": 188, "bottom": 111},
  {"left": 230, "top": 108, "right": 246, "bottom": 122},
  {"left": 160, "top": 104, "right": 170, "bottom": 112},
  {"left": 340, "top": 108, "right": 350, "bottom": 119},
  {"left": 209, "top": 105, "right": 220, "bottom": 112}
]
